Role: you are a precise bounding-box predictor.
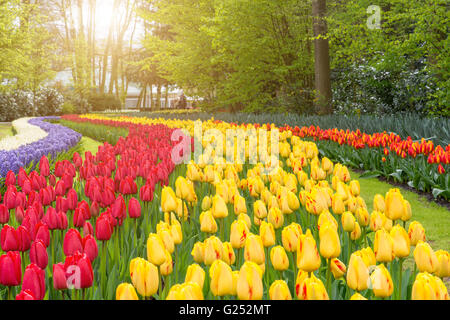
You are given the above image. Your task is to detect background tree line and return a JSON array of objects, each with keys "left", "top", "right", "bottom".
[{"left": 0, "top": 0, "right": 448, "bottom": 117}]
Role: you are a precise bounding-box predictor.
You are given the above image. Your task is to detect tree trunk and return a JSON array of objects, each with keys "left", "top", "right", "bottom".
[
  {"left": 156, "top": 84, "right": 162, "bottom": 110},
  {"left": 150, "top": 84, "right": 154, "bottom": 110},
  {"left": 312, "top": 0, "right": 332, "bottom": 114},
  {"left": 164, "top": 84, "right": 169, "bottom": 109}
]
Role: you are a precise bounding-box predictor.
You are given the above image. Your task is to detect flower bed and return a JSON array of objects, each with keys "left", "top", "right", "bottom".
[
  {"left": 0, "top": 117, "right": 82, "bottom": 178},
  {"left": 0, "top": 113, "right": 442, "bottom": 300}
]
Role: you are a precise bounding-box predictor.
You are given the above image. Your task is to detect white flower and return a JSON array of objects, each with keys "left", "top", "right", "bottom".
[{"left": 0, "top": 117, "right": 48, "bottom": 151}]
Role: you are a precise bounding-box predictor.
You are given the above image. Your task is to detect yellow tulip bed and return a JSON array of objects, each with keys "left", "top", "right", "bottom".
[{"left": 75, "top": 114, "right": 449, "bottom": 300}]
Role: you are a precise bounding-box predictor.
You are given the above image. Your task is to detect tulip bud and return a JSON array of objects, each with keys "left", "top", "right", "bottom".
[
  {"left": 408, "top": 221, "right": 426, "bottom": 246},
  {"left": 200, "top": 210, "right": 218, "bottom": 234},
  {"left": 185, "top": 264, "right": 205, "bottom": 289},
  {"left": 52, "top": 263, "right": 67, "bottom": 290},
  {"left": 319, "top": 222, "right": 341, "bottom": 259},
  {"left": 435, "top": 250, "right": 450, "bottom": 278},
  {"left": 160, "top": 249, "right": 173, "bottom": 276},
  {"left": 374, "top": 229, "right": 395, "bottom": 263},
  {"left": 401, "top": 199, "right": 412, "bottom": 222},
  {"left": 269, "top": 280, "right": 292, "bottom": 300},
  {"left": 30, "top": 240, "right": 48, "bottom": 270},
  {"left": 130, "top": 257, "right": 159, "bottom": 297},
  {"left": 385, "top": 189, "right": 404, "bottom": 221},
  {"left": 297, "top": 230, "right": 321, "bottom": 273},
  {"left": 373, "top": 194, "right": 385, "bottom": 213},
  {"left": 222, "top": 242, "right": 236, "bottom": 265},
  {"left": 370, "top": 264, "right": 394, "bottom": 298},
  {"left": 282, "top": 223, "right": 302, "bottom": 253},
  {"left": 128, "top": 197, "right": 141, "bottom": 219},
  {"left": 414, "top": 241, "right": 438, "bottom": 273},
  {"left": 146, "top": 234, "right": 167, "bottom": 266},
  {"left": 390, "top": 224, "right": 410, "bottom": 258},
  {"left": 161, "top": 187, "right": 177, "bottom": 213},
  {"left": 350, "top": 222, "right": 361, "bottom": 241},
  {"left": 236, "top": 261, "right": 263, "bottom": 300},
  {"left": 201, "top": 196, "right": 211, "bottom": 211},
  {"left": 0, "top": 251, "right": 22, "bottom": 286},
  {"left": 63, "top": 228, "right": 83, "bottom": 257},
  {"left": 412, "top": 272, "right": 449, "bottom": 300},
  {"left": 270, "top": 246, "right": 289, "bottom": 271},
  {"left": 204, "top": 236, "right": 223, "bottom": 266},
  {"left": 244, "top": 234, "right": 265, "bottom": 265},
  {"left": 347, "top": 253, "right": 369, "bottom": 292},
  {"left": 191, "top": 242, "right": 205, "bottom": 264},
  {"left": 253, "top": 200, "right": 267, "bottom": 219},
  {"left": 297, "top": 273, "right": 329, "bottom": 300},
  {"left": 211, "top": 195, "right": 228, "bottom": 219},
  {"left": 330, "top": 258, "right": 346, "bottom": 279},
  {"left": 116, "top": 283, "right": 139, "bottom": 300},
  {"left": 350, "top": 292, "right": 367, "bottom": 300},
  {"left": 234, "top": 194, "right": 247, "bottom": 215},
  {"left": 331, "top": 193, "right": 345, "bottom": 215},
  {"left": 22, "top": 263, "right": 45, "bottom": 300},
  {"left": 210, "top": 259, "right": 233, "bottom": 297},
  {"left": 268, "top": 207, "right": 284, "bottom": 229},
  {"left": 370, "top": 211, "right": 385, "bottom": 232},
  {"left": 349, "top": 180, "right": 360, "bottom": 197},
  {"left": 259, "top": 221, "right": 275, "bottom": 247},
  {"left": 355, "top": 207, "right": 369, "bottom": 227},
  {"left": 341, "top": 211, "right": 356, "bottom": 232}
]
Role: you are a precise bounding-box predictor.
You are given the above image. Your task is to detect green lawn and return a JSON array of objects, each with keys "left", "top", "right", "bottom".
[
  {"left": 0, "top": 124, "right": 13, "bottom": 139},
  {"left": 79, "top": 136, "right": 103, "bottom": 160}
]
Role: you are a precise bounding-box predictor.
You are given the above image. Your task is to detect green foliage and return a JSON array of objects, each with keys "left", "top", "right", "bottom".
[
  {"left": 60, "top": 119, "right": 128, "bottom": 145},
  {"left": 87, "top": 92, "right": 122, "bottom": 112}
]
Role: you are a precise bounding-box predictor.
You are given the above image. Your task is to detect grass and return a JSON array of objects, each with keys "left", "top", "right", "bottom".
[
  {"left": 0, "top": 124, "right": 13, "bottom": 139},
  {"left": 350, "top": 169, "right": 450, "bottom": 289},
  {"left": 79, "top": 136, "right": 103, "bottom": 160}
]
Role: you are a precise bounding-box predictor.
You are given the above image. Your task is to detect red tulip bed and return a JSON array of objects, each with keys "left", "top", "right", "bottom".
[{"left": 0, "top": 120, "right": 181, "bottom": 300}]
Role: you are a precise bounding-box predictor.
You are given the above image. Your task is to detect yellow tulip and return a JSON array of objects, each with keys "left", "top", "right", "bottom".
[
  {"left": 211, "top": 194, "right": 228, "bottom": 219},
  {"left": 385, "top": 188, "right": 404, "bottom": 221},
  {"left": 331, "top": 193, "right": 346, "bottom": 215},
  {"left": 408, "top": 221, "right": 426, "bottom": 246},
  {"left": 349, "top": 180, "right": 360, "bottom": 197},
  {"left": 341, "top": 211, "right": 356, "bottom": 232},
  {"left": 287, "top": 191, "right": 300, "bottom": 211},
  {"left": 253, "top": 200, "right": 267, "bottom": 219},
  {"left": 350, "top": 292, "right": 368, "bottom": 300},
  {"left": 236, "top": 261, "right": 263, "bottom": 300},
  {"left": 222, "top": 242, "right": 236, "bottom": 265},
  {"left": 230, "top": 270, "right": 239, "bottom": 296},
  {"left": 374, "top": 229, "right": 395, "bottom": 263},
  {"left": 295, "top": 269, "right": 309, "bottom": 298},
  {"left": 401, "top": 199, "right": 412, "bottom": 222},
  {"left": 161, "top": 186, "right": 177, "bottom": 213},
  {"left": 322, "top": 157, "right": 334, "bottom": 174},
  {"left": 330, "top": 258, "right": 346, "bottom": 279},
  {"left": 234, "top": 194, "right": 247, "bottom": 215},
  {"left": 230, "top": 219, "right": 249, "bottom": 249},
  {"left": 187, "top": 162, "right": 202, "bottom": 181},
  {"left": 355, "top": 247, "right": 377, "bottom": 267},
  {"left": 270, "top": 246, "right": 289, "bottom": 271},
  {"left": 170, "top": 219, "right": 183, "bottom": 245},
  {"left": 269, "top": 280, "right": 292, "bottom": 300},
  {"left": 157, "top": 228, "right": 175, "bottom": 254},
  {"left": 267, "top": 195, "right": 280, "bottom": 211},
  {"left": 116, "top": 283, "right": 139, "bottom": 300},
  {"left": 210, "top": 259, "right": 233, "bottom": 297},
  {"left": 175, "top": 176, "right": 191, "bottom": 200},
  {"left": 175, "top": 198, "right": 189, "bottom": 221},
  {"left": 373, "top": 194, "right": 386, "bottom": 213},
  {"left": 160, "top": 250, "right": 173, "bottom": 276},
  {"left": 390, "top": 224, "right": 411, "bottom": 258},
  {"left": 346, "top": 196, "right": 358, "bottom": 213},
  {"left": 200, "top": 210, "right": 218, "bottom": 234},
  {"left": 268, "top": 207, "right": 284, "bottom": 229},
  {"left": 130, "top": 258, "right": 159, "bottom": 297},
  {"left": 435, "top": 250, "right": 450, "bottom": 278},
  {"left": 350, "top": 222, "right": 362, "bottom": 240},
  {"left": 347, "top": 253, "right": 370, "bottom": 292},
  {"left": 147, "top": 234, "right": 167, "bottom": 266},
  {"left": 355, "top": 207, "right": 369, "bottom": 227},
  {"left": 282, "top": 223, "right": 302, "bottom": 252},
  {"left": 244, "top": 234, "right": 265, "bottom": 265},
  {"left": 201, "top": 196, "right": 211, "bottom": 211},
  {"left": 414, "top": 241, "right": 438, "bottom": 273},
  {"left": 204, "top": 236, "right": 224, "bottom": 266},
  {"left": 412, "top": 272, "right": 449, "bottom": 300},
  {"left": 185, "top": 264, "right": 205, "bottom": 289},
  {"left": 166, "top": 282, "right": 204, "bottom": 300},
  {"left": 237, "top": 213, "right": 251, "bottom": 230},
  {"left": 297, "top": 273, "right": 329, "bottom": 300},
  {"left": 318, "top": 210, "right": 338, "bottom": 231},
  {"left": 370, "top": 264, "right": 394, "bottom": 298},
  {"left": 259, "top": 221, "right": 276, "bottom": 247},
  {"left": 297, "top": 229, "right": 321, "bottom": 273},
  {"left": 370, "top": 211, "right": 385, "bottom": 232},
  {"left": 191, "top": 241, "right": 205, "bottom": 264},
  {"left": 319, "top": 222, "right": 341, "bottom": 259}
]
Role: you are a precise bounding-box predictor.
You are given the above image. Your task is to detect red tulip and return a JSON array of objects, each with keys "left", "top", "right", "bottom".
[
  {"left": 22, "top": 179, "right": 32, "bottom": 195},
  {"left": 73, "top": 207, "right": 87, "bottom": 228},
  {"left": 0, "top": 204, "right": 10, "bottom": 224},
  {"left": 43, "top": 207, "right": 58, "bottom": 230},
  {"left": 34, "top": 222, "right": 50, "bottom": 247},
  {"left": 22, "top": 263, "right": 45, "bottom": 300},
  {"left": 66, "top": 189, "right": 78, "bottom": 211},
  {"left": 55, "top": 180, "right": 66, "bottom": 197},
  {"left": 438, "top": 164, "right": 445, "bottom": 174},
  {"left": 39, "top": 156, "right": 50, "bottom": 177},
  {"left": 17, "top": 168, "right": 28, "bottom": 187},
  {"left": 63, "top": 228, "right": 83, "bottom": 257},
  {"left": 15, "top": 192, "right": 26, "bottom": 209},
  {"left": 1, "top": 225, "right": 20, "bottom": 251},
  {"left": 90, "top": 201, "right": 100, "bottom": 218},
  {"left": 29, "top": 240, "right": 48, "bottom": 269},
  {"left": 39, "top": 188, "right": 52, "bottom": 206},
  {"left": 73, "top": 152, "right": 83, "bottom": 169},
  {"left": 111, "top": 195, "right": 126, "bottom": 226},
  {"left": 139, "top": 184, "right": 154, "bottom": 202},
  {"left": 4, "top": 187, "right": 17, "bottom": 210},
  {"left": 62, "top": 174, "right": 74, "bottom": 192},
  {"left": 15, "top": 206, "right": 24, "bottom": 224},
  {"left": 64, "top": 252, "right": 93, "bottom": 289},
  {"left": 56, "top": 211, "right": 68, "bottom": 231},
  {"left": 16, "top": 289, "right": 36, "bottom": 300},
  {"left": 82, "top": 235, "right": 98, "bottom": 262},
  {"left": 5, "top": 171, "right": 16, "bottom": 187},
  {"left": 56, "top": 196, "right": 68, "bottom": 213},
  {"left": 48, "top": 174, "right": 56, "bottom": 187},
  {"left": 17, "top": 226, "right": 31, "bottom": 252},
  {"left": 128, "top": 197, "right": 141, "bottom": 219},
  {"left": 95, "top": 214, "right": 113, "bottom": 241},
  {"left": 52, "top": 263, "right": 68, "bottom": 290},
  {"left": 0, "top": 251, "right": 22, "bottom": 286},
  {"left": 83, "top": 221, "right": 94, "bottom": 237}
]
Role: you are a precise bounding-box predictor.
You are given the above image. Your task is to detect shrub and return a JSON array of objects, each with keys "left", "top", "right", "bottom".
[
  {"left": 35, "top": 87, "right": 64, "bottom": 116},
  {"left": 88, "top": 92, "right": 122, "bottom": 112}
]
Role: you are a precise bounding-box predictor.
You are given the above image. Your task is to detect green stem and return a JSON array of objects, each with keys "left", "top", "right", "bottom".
[
  {"left": 8, "top": 286, "right": 12, "bottom": 300},
  {"left": 398, "top": 258, "right": 404, "bottom": 300},
  {"left": 101, "top": 241, "right": 107, "bottom": 298},
  {"left": 326, "top": 259, "right": 332, "bottom": 297}
]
